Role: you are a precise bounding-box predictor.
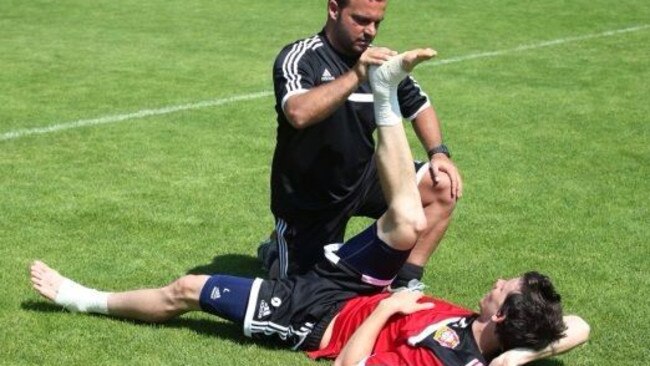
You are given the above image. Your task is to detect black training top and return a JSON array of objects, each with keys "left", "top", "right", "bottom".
[{"left": 271, "top": 30, "right": 429, "bottom": 219}]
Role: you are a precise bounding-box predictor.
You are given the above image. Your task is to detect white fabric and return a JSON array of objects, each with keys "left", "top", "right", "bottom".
[
  {"left": 368, "top": 55, "right": 408, "bottom": 126},
  {"left": 54, "top": 278, "right": 109, "bottom": 314}
]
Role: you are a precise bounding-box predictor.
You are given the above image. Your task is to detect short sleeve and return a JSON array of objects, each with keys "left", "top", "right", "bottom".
[
  {"left": 398, "top": 76, "right": 431, "bottom": 121},
  {"left": 273, "top": 40, "right": 320, "bottom": 113}
]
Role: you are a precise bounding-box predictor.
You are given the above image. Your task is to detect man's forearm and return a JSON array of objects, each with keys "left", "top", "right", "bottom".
[
  {"left": 491, "top": 315, "right": 590, "bottom": 365},
  {"left": 283, "top": 70, "right": 360, "bottom": 129},
  {"left": 334, "top": 302, "right": 397, "bottom": 366},
  {"left": 412, "top": 106, "right": 444, "bottom": 152}
]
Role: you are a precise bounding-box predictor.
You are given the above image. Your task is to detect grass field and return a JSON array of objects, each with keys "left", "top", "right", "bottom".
[{"left": 1, "top": 0, "right": 649, "bottom": 364}]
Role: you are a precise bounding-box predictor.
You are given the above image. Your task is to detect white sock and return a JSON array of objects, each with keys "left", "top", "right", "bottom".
[
  {"left": 369, "top": 54, "right": 408, "bottom": 126},
  {"left": 55, "top": 278, "right": 109, "bottom": 314}
]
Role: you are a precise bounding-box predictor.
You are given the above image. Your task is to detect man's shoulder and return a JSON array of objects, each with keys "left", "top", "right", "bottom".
[{"left": 276, "top": 34, "right": 323, "bottom": 56}]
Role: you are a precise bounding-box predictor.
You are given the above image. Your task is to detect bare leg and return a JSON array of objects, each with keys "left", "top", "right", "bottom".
[
  {"left": 30, "top": 260, "right": 207, "bottom": 323},
  {"left": 370, "top": 49, "right": 437, "bottom": 250},
  {"left": 406, "top": 171, "right": 456, "bottom": 267}
]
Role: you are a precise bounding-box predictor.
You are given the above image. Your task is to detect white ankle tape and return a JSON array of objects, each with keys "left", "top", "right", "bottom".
[
  {"left": 55, "top": 278, "right": 109, "bottom": 314},
  {"left": 369, "top": 55, "right": 408, "bottom": 126}
]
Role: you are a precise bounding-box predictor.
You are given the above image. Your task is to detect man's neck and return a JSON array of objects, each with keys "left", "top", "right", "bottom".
[{"left": 471, "top": 317, "right": 501, "bottom": 358}]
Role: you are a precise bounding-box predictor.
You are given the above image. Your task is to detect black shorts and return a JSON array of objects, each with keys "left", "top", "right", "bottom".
[
  {"left": 243, "top": 262, "right": 377, "bottom": 351},
  {"left": 274, "top": 161, "right": 428, "bottom": 277}
]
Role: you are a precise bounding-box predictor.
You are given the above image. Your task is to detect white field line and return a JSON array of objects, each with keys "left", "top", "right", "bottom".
[
  {"left": 423, "top": 24, "right": 650, "bottom": 67},
  {"left": 0, "top": 91, "right": 273, "bottom": 142},
  {"left": 2, "top": 24, "right": 647, "bottom": 142}
]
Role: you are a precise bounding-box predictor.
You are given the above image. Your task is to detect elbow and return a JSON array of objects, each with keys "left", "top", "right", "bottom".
[
  {"left": 566, "top": 315, "right": 591, "bottom": 344},
  {"left": 284, "top": 105, "right": 311, "bottom": 129}
]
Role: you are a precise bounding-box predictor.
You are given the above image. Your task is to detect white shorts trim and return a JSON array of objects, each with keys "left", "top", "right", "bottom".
[{"left": 243, "top": 278, "right": 264, "bottom": 337}]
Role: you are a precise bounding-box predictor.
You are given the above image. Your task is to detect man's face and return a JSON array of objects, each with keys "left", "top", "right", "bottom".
[
  {"left": 478, "top": 277, "right": 523, "bottom": 318},
  {"left": 329, "top": 0, "right": 386, "bottom": 56}
]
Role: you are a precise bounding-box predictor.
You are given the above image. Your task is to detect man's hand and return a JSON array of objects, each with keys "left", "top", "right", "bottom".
[
  {"left": 430, "top": 154, "right": 463, "bottom": 200},
  {"left": 379, "top": 290, "right": 434, "bottom": 315},
  {"left": 353, "top": 46, "right": 397, "bottom": 82}
]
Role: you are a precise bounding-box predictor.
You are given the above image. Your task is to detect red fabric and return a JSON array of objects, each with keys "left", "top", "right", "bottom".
[{"left": 307, "top": 293, "right": 475, "bottom": 365}]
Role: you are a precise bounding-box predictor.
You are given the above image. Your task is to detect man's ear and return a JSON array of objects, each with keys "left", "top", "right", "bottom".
[
  {"left": 491, "top": 311, "right": 506, "bottom": 324},
  {"left": 328, "top": 0, "right": 340, "bottom": 21}
]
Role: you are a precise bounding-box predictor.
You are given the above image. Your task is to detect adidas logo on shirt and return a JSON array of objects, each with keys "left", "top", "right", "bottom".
[
  {"left": 258, "top": 300, "right": 272, "bottom": 319},
  {"left": 321, "top": 68, "right": 335, "bottom": 82}
]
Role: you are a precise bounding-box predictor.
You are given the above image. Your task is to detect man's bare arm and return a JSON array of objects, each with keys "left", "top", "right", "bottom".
[
  {"left": 334, "top": 291, "right": 434, "bottom": 366},
  {"left": 489, "top": 315, "right": 591, "bottom": 366},
  {"left": 283, "top": 47, "right": 395, "bottom": 129},
  {"left": 412, "top": 105, "right": 463, "bottom": 199}
]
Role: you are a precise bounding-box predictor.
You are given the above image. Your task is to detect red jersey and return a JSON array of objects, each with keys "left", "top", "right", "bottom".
[{"left": 307, "top": 293, "right": 486, "bottom": 366}]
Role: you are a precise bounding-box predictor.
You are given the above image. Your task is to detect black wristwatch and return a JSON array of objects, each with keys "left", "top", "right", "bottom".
[{"left": 427, "top": 144, "right": 451, "bottom": 159}]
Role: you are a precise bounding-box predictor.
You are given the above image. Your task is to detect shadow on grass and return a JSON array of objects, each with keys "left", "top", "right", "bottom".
[
  {"left": 186, "top": 254, "right": 266, "bottom": 278},
  {"left": 528, "top": 360, "right": 564, "bottom": 366},
  {"left": 20, "top": 300, "right": 286, "bottom": 351}
]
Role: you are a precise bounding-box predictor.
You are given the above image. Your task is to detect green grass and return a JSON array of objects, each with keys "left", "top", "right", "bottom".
[{"left": 1, "top": 0, "right": 649, "bottom": 364}]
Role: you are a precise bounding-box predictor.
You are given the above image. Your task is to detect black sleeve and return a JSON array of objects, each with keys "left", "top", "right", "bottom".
[
  {"left": 397, "top": 76, "right": 431, "bottom": 120},
  {"left": 273, "top": 43, "right": 318, "bottom": 112}
]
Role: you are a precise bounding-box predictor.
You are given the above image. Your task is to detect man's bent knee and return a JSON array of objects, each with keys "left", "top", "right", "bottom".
[
  {"left": 382, "top": 206, "right": 427, "bottom": 251},
  {"left": 419, "top": 172, "right": 456, "bottom": 210}
]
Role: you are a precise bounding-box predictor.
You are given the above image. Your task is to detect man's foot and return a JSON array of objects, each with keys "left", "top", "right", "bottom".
[
  {"left": 400, "top": 48, "right": 436, "bottom": 72},
  {"left": 370, "top": 48, "right": 437, "bottom": 88},
  {"left": 30, "top": 260, "right": 66, "bottom": 302},
  {"left": 30, "top": 260, "right": 109, "bottom": 313}
]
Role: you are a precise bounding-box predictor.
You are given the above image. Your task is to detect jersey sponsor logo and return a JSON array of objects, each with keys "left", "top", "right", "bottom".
[
  {"left": 210, "top": 286, "right": 221, "bottom": 300},
  {"left": 271, "top": 297, "right": 282, "bottom": 307},
  {"left": 258, "top": 300, "right": 272, "bottom": 319},
  {"left": 320, "top": 68, "right": 335, "bottom": 82},
  {"left": 433, "top": 325, "right": 460, "bottom": 349}
]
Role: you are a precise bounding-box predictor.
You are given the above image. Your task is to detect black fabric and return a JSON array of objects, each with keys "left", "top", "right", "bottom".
[
  {"left": 274, "top": 155, "right": 385, "bottom": 275},
  {"left": 249, "top": 263, "right": 377, "bottom": 351},
  {"left": 412, "top": 316, "right": 488, "bottom": 366},
  {"left": 275, "top": 160, "right": 425, "bottom": 276},
  {"left": 392, "top": 262, "right": 425, "bottom": 288}
]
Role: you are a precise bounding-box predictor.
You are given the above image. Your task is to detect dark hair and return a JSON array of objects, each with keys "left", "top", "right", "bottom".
[
  {"left": 335, "top": 0, "right": 350, "bottom": 8},
  {"left": 495, "top": 271, "right": 567, "bottom": 351},
  {"left": 334, "top": 0, "right": 386, "bottom": 9}
]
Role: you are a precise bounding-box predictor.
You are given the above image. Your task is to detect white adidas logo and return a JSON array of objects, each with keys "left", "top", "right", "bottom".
[
  {"left": 321, "top": 68, "right": 335, "bottom": 82},
  {"left": 258, "top": 300, "right": 272, "bottom": 318},
  {"left": 210, "top": 287, "right": 221, "bottom": 300}
]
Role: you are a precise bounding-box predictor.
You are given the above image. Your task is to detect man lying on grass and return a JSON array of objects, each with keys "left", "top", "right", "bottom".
[{"left": 30, "top": 49, "right": 589, "bottom": 366}]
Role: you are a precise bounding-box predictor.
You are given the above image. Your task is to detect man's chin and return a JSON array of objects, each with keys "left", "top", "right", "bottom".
[{"left": 356, "top": 42, "right": 370, "bottom": 52}]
